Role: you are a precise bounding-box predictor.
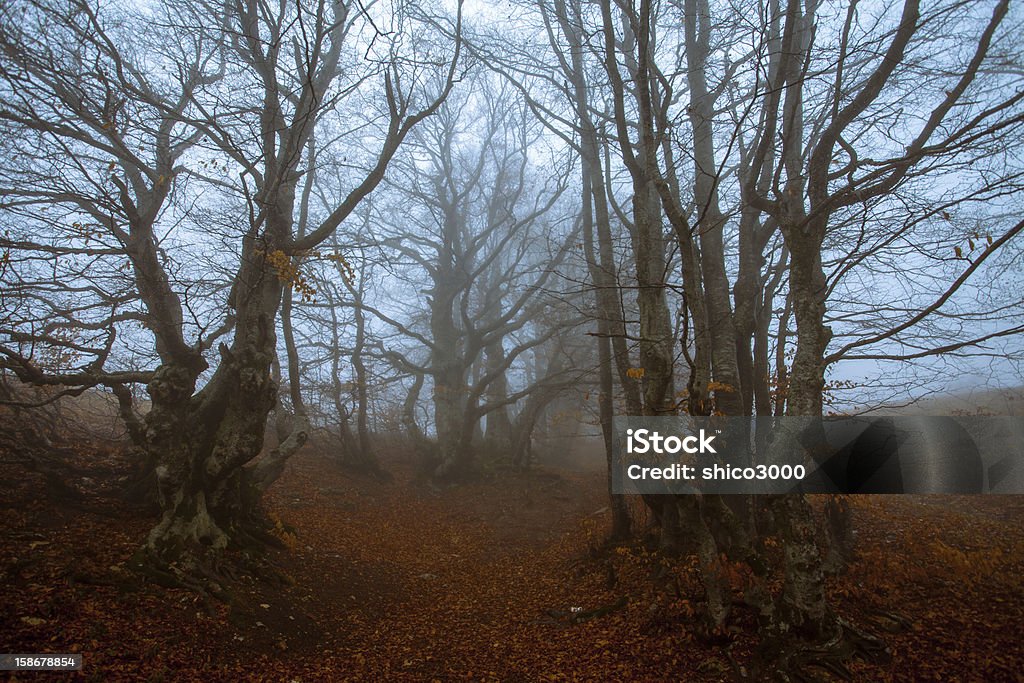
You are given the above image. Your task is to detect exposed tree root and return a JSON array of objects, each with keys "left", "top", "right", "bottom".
[
  {"left": 864, "top": 607, "right": 913, "bottom": 633},
  {"left": 130, "top": 552, "right": 229, "bottom": 600},
  {"left": 127, "top": 505, "right": 294, "bottom": 610},
  {"left": 752, "top": 616, "right": 890, "bottom": 682}
]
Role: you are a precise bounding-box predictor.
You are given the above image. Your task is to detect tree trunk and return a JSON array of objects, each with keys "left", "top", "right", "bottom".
[
  {"left": 432, "top": 361, "right": 471, "bottom": 480},
  {"left": 784, "top": 227, "right": 830, "bottom": 417},
  {"left": 683, "top": 0, "right": 744, "bottom": 417},
  {"left": 141, "top": 338, "right": 278, "bottom": 575},
  {"left": 250, "top": 280, "right": 309, "bottom": 491},
  {"left": 580, "top": 164, "right": 631, "bottom": 540},
  {"left": 600, "top": 0, "right": 675, "bottom": 417},
  {"left": 139, "top": 230, "right": 285, "bottom": 580},
  {"left": 347, "top": 269, "right": 387, "bottom": 477},
  {"left": 483, "top": 339, "right": 514, "bottom": 457}
]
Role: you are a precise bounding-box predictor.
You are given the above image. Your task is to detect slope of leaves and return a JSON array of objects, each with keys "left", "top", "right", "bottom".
[{"left": 1, "top": 441, "right": 1022, "bottom": 681}]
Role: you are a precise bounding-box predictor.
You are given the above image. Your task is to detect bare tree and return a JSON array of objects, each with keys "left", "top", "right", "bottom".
[
  {"left": 364, "top": 74, "right": 580, "bottom": 480},
  {"left": 0, "top": 0, "right": 462, "bottom": 587}
]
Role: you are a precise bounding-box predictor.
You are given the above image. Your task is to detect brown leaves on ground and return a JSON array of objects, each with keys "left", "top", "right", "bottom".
[{"left": 1, "top": 448, "right": 1023, "bottom": 681}]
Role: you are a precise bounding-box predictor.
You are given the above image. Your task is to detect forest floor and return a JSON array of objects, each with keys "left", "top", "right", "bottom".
[{"left": 1, "top": 444, "right": 1023, "bottom": 682}]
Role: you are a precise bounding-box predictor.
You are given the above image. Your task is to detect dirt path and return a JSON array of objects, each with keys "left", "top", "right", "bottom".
[{"left": 263, "top": 454, "right": 614, "bottom": 680}]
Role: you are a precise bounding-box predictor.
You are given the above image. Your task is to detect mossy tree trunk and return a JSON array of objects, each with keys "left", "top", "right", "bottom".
[{"left": 140, "top": 241, "right": 285, "bottom": 577}]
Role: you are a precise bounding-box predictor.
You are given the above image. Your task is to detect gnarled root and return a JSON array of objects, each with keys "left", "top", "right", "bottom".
[
  {"left": 130, "top": 492, "right": 289, "bottom": 604},
  {"left": 752, "top": 615, "right": 889, "bottom": 682}
]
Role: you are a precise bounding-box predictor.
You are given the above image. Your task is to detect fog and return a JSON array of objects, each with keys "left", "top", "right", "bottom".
[{"left": 1, "top": 0, "right": 1023, "bottom": 678}]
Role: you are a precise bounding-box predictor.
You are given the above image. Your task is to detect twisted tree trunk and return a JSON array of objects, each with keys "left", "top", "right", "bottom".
[{"left": 137, "top": 235, "right": 286, "bottom": 584}]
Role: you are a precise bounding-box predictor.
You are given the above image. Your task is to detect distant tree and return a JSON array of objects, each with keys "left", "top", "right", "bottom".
[{"left": 368, "top": 74, "right": 580, "bottom": 480}]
